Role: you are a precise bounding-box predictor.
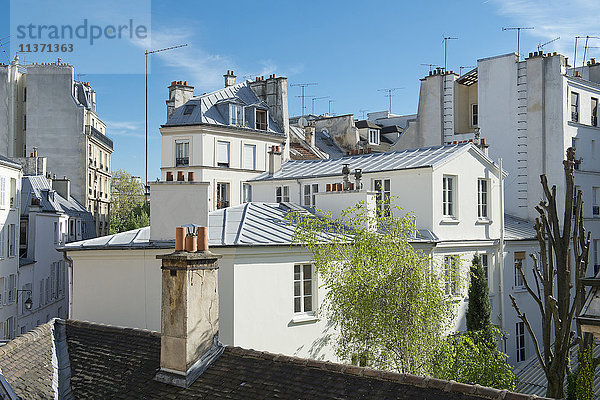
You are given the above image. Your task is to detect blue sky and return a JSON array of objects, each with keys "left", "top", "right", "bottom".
[{"left": 2, "top": 0, "right": 599, "bottom": 182}]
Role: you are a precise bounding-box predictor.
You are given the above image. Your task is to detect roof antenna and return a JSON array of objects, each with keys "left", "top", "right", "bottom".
[
  {"left": 442, "top": 36, "right": 458, "bottom": 73},
  {"left": 582, "top": 35, "right": 600, "bottom": 68},
  {"left": 377, "top": 88, "right": 404, "bottom": 113},
  {"left": 420, "top": 63, "right": 439, "bottom": 73},
  {"left": 502, "top": 27, "right": 534, "bottom": 61},
  {"left": 537, "top": 37, "right": 560, "bottom": 52},
  {"left": 459, "top": 65, "right": 475, "bottom": 76},
  {"left": 311, "top": 96, "right": 329, "bottom": 115},
  {"left": 291, "top": 83, "right": 318, "bottom": 116},
  {"left": 359, "top": 109, "right": 369, "bottom": 119}
]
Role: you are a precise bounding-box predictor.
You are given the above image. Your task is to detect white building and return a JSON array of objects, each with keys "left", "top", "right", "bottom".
[
  {"left": 62, "top": 142, "right": 510, "bottom": 363},
  {"left": 17, "top": 171, "right": 95, "bottom": 335},
  {"left": 0, "top": 156, "right": 22, "bottom": 341},
  {"left": 0, "top": 56, "right": 112, "bottom": 236},
  {"left": 159, "top": 72, "right": 290, "bottom": 211}
]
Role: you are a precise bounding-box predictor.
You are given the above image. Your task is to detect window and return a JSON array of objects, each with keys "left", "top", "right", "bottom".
[
  {"left": 592, "top": 97, "right": 598, "bottom": 127},
  {"left": 593, "top": 239, "right": 599, "bottom": 276},
  {"left": 373, "top": 179, "right": 391, "bottom": 216},
  {"left": 0, "top": 225, "right": 4, "bottom": 258},
  {"left": 230, "top": 104, "right": 244, "bottom": 125},
  {"left": 368, "top": 129, "right": 380, "bottom": 145},
  {"left": 593, "top": 187, "right": 599, "bottom": 217},
  {"left": 4, "top": 316, "right": 15, "bottom": 340},
  {"left": 175, "top": 140, "right": 189, "bottom": 166},
  {"left": 19, "top": 221, "right": 27, "bottom": 258},
  {"left": 39, "top": 280, "right": 44, "bottom": 306},
  {"left": 0, "top": 177, "right": 5, "bottom": 207},
  {"left": 256, "top": 109, "right": 267, "bottom": 131},
  {"left": 23, "top": 87, "right": 26, "bottom": 102},
  {"left": 242, "top": 183, "right": 252, "bottom": 203},
  {"left": 216, "top": 182, "right": 230, "bottom": 209},
  {"left": 516, "top": 322, "right": 526, "bottom": 362},
  {"left": 217, "top": 141, "right": 230, "bottom": 168},
  {"left": 54, "top": 222, "right": 58, "bottom": 244},
  {"left": 10, "top": 178, "right": 16, "bottom": 208},
  {"left": 51, "top": 263, "right": 56, "bottom": 299},
  {"left": 7, "top": 274, "right": 15, "bottom": 304},
  {"left": 442, "top": 176, "right": 455, "bottom": 217},
  {"left": 472, "top": 104, "right": 478, "bottom": 126},
  {"left": 0, "top": 277, "right": 3, "bottom": 305},
  {"left": 46, "top": 277, "right": 50, "bottom": 304},
  {"left": 276, "top": 186, "right": 290, "bottom": 203},
  {"left": 183, "top": 104, "right": 196, "bottom": 115},
  {"left": 571, "top": 92, "right": 579, "bottom": 122},
  {"left": 514, "top": 251, "right": 525, "bottom": 288},
  {"left": 477, "top": 179, "right": 489, "bottom": 219},
  {"left": 444, "top": 255, "right": 460, "bottom": 296},
  {"left": 243, "top": 144, "right": 256, "bottom": 170},
  {"left": 303, "top": 184, "right": 319, "bottom": 207},
  {"left": 481, "top": 254, "right": 489, "bottom": 282},
  {"left": 23, "top": 114, "right": 26, "bottom": 130},
  {"left": 8, "top": 224, "right": 15, "bottom": 257},
  {"left": 294, "top": 264, "right": 313, "bottom": 314}
]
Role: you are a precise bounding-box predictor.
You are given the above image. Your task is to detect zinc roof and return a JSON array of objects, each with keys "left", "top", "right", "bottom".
[
  {"left": 251, "top": 143, "right": 492, "bottom": 182},
  {"left": 504, "top": 215, "right": 537, "bottom": 241}
]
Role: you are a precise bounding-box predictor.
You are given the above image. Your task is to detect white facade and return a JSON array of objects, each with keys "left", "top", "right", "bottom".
[{"left": 0, "top": 159, "right": 22, "bottom": 341}]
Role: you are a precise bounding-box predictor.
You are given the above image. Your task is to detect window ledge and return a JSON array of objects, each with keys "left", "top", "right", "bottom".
[
  {"left": 512, "top": 287, "right": 527, "bottom": 294},
  {"left": 290, "top": 313, "right": 318, "bottom": 325},
  {"left": 475, "top": 218, "right": 492, "bottom": 225},
  {"left": 440, "top": 217, "right": 460, "bottom": 225}
]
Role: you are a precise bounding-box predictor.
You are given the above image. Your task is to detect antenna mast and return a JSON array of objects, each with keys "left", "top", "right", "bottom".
[
  {"left": 291, "top": 83, "right": 317, "bottom": 116},
  {"left": 328, "top": 99, "right": 336, "bottom": 116},
  {"left": 442, "top": 36, "right": 458, "bottom": 72},
  {"left": 537, "top": 37, "right": 560, "bottom": 52},
  {"left": 378, "top": 88, "right": 404, "bottom": 113},
  {"left": 459, "top": 65, "right": 475, "bottom": 75},
  {"left": 420, "top": 63, "right": 439, "bottom": 73},
  {"left": 502, "top": 27, "right": 534, "bottom": 61},
  {"left": 359, "top": 109, "right": 369, "bottom": 119},
  {"left": 311, "top": 96, "right": 329, "bottom": 114}
]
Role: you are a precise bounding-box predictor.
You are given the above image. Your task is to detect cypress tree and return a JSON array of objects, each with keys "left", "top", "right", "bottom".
[{"left": 466, "top": 254, "right": 492, "bottom": 332}]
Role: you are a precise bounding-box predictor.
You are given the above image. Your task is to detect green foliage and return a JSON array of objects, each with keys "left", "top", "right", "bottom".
[
  {"left": 466, "top": 254, "right": 492, "bottom": 333},
  {"left": 290, "top": 201, "right": 454, "bottom": 375},
  {"left": 567, "top": 343, "right": 595, "bottom": 400},
  {"left": 433, "top": 328, "right": 518, "bottom": 390},
  {"left": 110, "top": 170, "right": 148, "bottom": 234}
]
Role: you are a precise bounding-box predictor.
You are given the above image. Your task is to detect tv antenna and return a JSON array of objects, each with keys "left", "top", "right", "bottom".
[
  {"left": 420, "top": 63, "right": 439, "bottom": 73},
  {"left": 378, "top": 87, "right": 404, "bottom": 113},
  {"left": 311, "top": 96, "right": 329, "bottom": 114},
  {"left": 328, "top": 99, "right": 336, "bottom": 116},
  {"left": 76, "top": 73, "right": 87, "bottom": 81},
  {"left": 442, "top": 36, "right": 458, "bottom": 72},
  {"left": 0, "top": 36, "right": 10, "bottom": 63},
  {"left": 582, "top": 36, "right": 600, "bottom": 68},
  {"left": 459, "top": 65, "right": 475, "bottom": 75},
  {"left": 359, "top": 109, "right": 369, "bottom": 119},
  {"left": 502, "top": 27, "right": 534, "bottom": 60},
  {"left": 291, "top": 83, "right": 317, "bottom": 116},
  {"left": 537, "top": 37, "right": 560, "bottom": 52}
]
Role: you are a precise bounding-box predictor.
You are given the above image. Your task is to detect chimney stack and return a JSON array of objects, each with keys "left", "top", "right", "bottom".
[
  {"left": 223, "top": 70, "right": 236, "bottom": 87},
  {"left": 154, "top": 226, "right": 223, "bottom": 388},
  {"left": 166, "top": 81, "right": 195, "bottom": 120},
  {"left": 52, "top": 176, "right": 71, "bottom": 200},
  {"left": 268, "top": 145, "right": 282, "bottom": 175}
]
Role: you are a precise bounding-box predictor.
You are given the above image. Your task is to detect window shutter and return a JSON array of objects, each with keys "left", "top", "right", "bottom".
[
  {"left": 217, "top": 141, "right": 229, "bottom": 164},
  {"left": 51, "top": 264, "right": 56, "bottom": 299},
  {"left": 11, "top": 275, "right": 16, "bottom": 303},
  {"left": 243, "top": 144, "right": 255, "bottom": 169}
]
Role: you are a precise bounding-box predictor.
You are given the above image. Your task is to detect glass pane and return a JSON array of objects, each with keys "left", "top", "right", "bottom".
[
  {"left": 384, "top": 179, "right": 390, "bottom": 191},
  {"left": 294, "top": 264, "right": 300, "bottom": 275},
  {"left": 303, "top": 265, "right": 311, "bottom": 280},
  {"left": 304, "top": 185, "right": 310, "bottom": 195},
  {"left": 294, "top": 298, "right": 301, "bottom": 313},
  {"left": 294, "top": 282, "right": 300, "bottom": 296},
  {"left": 304, "top": 296, "right": 312, "bottom": 312},
  {"left": 304, "top": 280, "right": 312, "bottom": 296}
]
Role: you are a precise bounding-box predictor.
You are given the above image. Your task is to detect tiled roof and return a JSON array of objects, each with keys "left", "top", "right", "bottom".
[
  {"left": 290, "top": 143, "right": 321, "bottom": 160},
  {"left": 252, "top": 143, "right": 495, "bottom": 182},
  {"left": 163, "top": 81, "right": 285, "bottom": 136},
  {"left": 1, "top": 319, "right": 552, "bottom": 399}
]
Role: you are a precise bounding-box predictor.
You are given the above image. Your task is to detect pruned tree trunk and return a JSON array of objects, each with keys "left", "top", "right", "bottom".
[{"left": 509, "top": 147, "right": 591, "bottom": 398}]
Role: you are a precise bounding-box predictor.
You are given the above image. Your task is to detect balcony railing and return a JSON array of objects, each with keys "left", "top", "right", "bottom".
[
  {"left": 85, "top": 125, "right": 113, "bottom": 150},
  {"left": 176, "top": 157, "right": 189, "bottom": 166}
]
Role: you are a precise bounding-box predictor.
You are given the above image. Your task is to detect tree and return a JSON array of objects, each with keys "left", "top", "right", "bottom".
[
  {"left": 110, "top": 169, "right": 148, "bottom": 234},
  {"left": 291, "top": 202, "right": 454, "bottom": 375},
  {"left": 466, "top": 254, "right": 492, "bottom": 333},
  {"left": 509, "top": 148, "right": 592, "bottom": 398}
]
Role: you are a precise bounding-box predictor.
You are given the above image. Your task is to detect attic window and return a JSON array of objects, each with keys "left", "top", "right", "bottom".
[
  {"left": 183, "top": 104, "right": 196, "bottom": 115},
  {"left": 256, "top": 109, "right": 267, "bottom": 131},
  {"left": 230, "top": 104, "right": 244, "bottom": 126},
  {"left": 368, "top": 129, "right": 380, "bottom": 145}
]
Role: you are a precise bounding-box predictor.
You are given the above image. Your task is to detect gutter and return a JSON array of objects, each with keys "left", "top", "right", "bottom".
[
  {"left": 62, "top": 251, "right": 74, "bottom": 318},
  {"left": 498, "top": 158, "right": 506, "bottom": 352}
]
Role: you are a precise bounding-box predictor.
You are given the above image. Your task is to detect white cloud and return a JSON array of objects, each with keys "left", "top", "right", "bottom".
[
  {"left": 492, "top": 0, "right": 600, "bottom": 59},
  {"left": 104, "top": 120, "right": 144, "bottom": 138}
]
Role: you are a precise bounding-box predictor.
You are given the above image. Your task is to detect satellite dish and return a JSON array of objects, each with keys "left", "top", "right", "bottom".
[{"left": 298, "top": 117, "right": 308, "bottom": 128}]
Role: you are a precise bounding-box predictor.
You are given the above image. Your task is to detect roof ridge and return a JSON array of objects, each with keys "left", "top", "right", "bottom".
[
  {"left": 0, "top": 322, "right": 53, "bottom": 357},
  {"left": 65, "top": 319, "right": 160, "bottom": 338},
  {"left": 224, "top": 346, "right": 551, "bottom": 400}
]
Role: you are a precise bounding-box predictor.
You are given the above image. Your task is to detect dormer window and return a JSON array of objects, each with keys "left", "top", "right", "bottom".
[
  {"left": 368, "top": 129, "right": 380, "bottom": 145},
  {"left": 230, "top": 104, "right": 244, "bottom": 126},
  {"left": 183, "top": 104, "right": 196, "bottom": 115},
  {"left": 256, "top": 109, "right": 267, "bottom": 131}
]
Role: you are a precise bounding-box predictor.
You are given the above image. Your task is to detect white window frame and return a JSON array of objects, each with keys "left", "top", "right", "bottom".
[
  {"left": 175, "top": 140, "right": 190, "bottom": 167},
  {"left": 255, "top": 109, "right": 268, "bottom": 131},
  {"left": 571, "top": 91, "right": 579, "bottom": 122},
  {"left": 444, "top": 255, "right": 460, "bottom": 297},
  {"left": 230, "top": 104, "right": 244, "bottom": 126},
  {"left": 373, "top": 179, "right": 391, "bottom": 216},
  {"left": 477, "top": 178, "right": 489, "bottom": 219},
  {"left": 471, "top": 104, "right": 478, "bottom": 127},
  {"left": 8, "top": 225, "right": 15, "bottom": 257},
  {"left": 8, "top": 274, "right": 15, "bottom": 304},
  {"left": 516, "top": 321, "right": 526, "bottom": 362},
  {"left": 276, "top": 186, "right": 290, "bottom": 203},
  {"left": 368, "top": 129, "right": 380, "bottom": 145},
  {"left": 10, "top": 178, "right": 16, "bottom": 208},
  {"left": 303, "top": 184, "right": 319, "bottom": 207},
  {"left": 0, "top": 177, "right": 5, "bottom": 208},
  {"left": 0, "top": 277, "right": 3, "bottom": 306},
  {"left": 514, "top": 251, "right": 525, "bottom": 288},
  {"left": 217, "top": 141, "right": 230, "bottom": 168},
  {"left": 243, "top": 144, "right": 256, "bottom": 170},
  {"left": 216, "top": 182, "right": 230, "bottom": 209},
  {"left": 0, "top": 225, "right": 4, "bottom": 259},
  {"left": 54, "top": 222, "right": 59, "bottom": 244},
  {"left": 242, "top": 183, "right": 252, "bottom": 203},
  {"left": 294, "top": 264, "right": 314, "bottom": 315},
  {"left": 481, "top": 253, "right": 489, "bottom": 282},
  {"left": 593, "top": 187, "right": 599, "bottom": 217},
  {"left": 442, "top": 175, "right": 456, "bottom": 218}
]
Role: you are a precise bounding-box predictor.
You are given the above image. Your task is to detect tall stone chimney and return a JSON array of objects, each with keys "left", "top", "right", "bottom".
[
  {"left": 52, "top": 176, "right": 71, "bottom": 200},
  {"left": 166, "top": 81, "right": 194, "bottom": 120},
  {"left": 223, "top": 70, "right": 236, "bottom": 87},
  {"left": 268, "top": 145, "right": 282, "bottom": 175},
  {"left": 154, "top": 226, "right": 224, "bottom": 388}
]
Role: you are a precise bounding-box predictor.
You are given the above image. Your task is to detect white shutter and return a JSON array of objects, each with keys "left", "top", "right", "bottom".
[
  {"left": 0, "top": 277, "right": 3, "bottom": 306},
  {"left": 217, "top": 141, "right": 230, "bottom": 164},
  {"left": 0, "top": 225, "right": 4, "bottom": 258},
  {"left": 243, "top": 144, "right": 256, "bottom": 169},
  {"left": 0, "top": 177, "right": 5, "bottom": 207}
]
